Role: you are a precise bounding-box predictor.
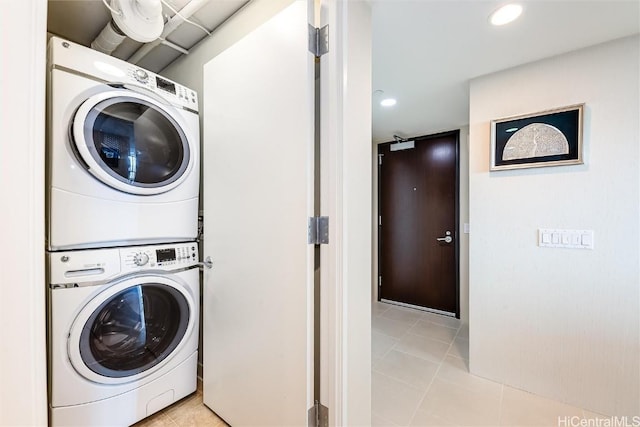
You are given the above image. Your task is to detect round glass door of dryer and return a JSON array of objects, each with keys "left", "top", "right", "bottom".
[
  {"left": 71, "top": 90, "right": 192, "bottom": 195},
  {"left": 68, "top": 277, "right": 195, "bottom": 384}
]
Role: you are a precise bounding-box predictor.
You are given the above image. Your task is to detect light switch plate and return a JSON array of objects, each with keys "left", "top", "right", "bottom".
[{"left": 538, "top": 228, "right": 594, "bottom": 250}]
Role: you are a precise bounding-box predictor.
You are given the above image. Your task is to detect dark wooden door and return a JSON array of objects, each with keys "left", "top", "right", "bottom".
[{"left": 378, "top": 130, "right": 459, "bottom": 315}]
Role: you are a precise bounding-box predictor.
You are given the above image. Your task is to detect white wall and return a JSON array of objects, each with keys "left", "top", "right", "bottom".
[
  {"left": 332, "top": 4, "right": 372, "bottom": 424},
  {"left": 162, "top": 0, "right": 294, "bottom": 100},
  {"left": 469, "top": 35, "right": 639, "bottom": 416},
  {"left": 0, "top": 0, "right": 48, "bottom": 425},
  {"left": 458, "top": 127, "right": 469, "bottom": 324}
]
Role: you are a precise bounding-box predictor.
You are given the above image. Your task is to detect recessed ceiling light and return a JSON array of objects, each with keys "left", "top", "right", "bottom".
[
  {"left": 380, "top": 98, "right": 397, "bottom": 107},
  {"left": 490, "top": 4, "right": 523, "bottom": 26}
]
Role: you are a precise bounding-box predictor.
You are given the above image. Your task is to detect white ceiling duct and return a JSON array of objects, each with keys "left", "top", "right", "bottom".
[
  {"left": 91, "top": 0, "right": 164, "bottom": 55},
  {"left": 127, "top": 0, "right": 211, "bottom": 65}
]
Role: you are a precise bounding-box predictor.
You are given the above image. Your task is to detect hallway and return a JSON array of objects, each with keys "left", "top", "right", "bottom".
[
  {"left": 371, "top": 301, "right": 600, "bottom": 426},
  {"left": 137, "top": 300, "right": 609, "bottom": 426}
]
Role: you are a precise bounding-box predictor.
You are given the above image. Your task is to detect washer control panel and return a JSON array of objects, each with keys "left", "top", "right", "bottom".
[
  {"left": 123, "top": 242, "right": 199, "bottom": 272},
  {"left": 48, "top": 242, "right": 199, "bottom": 287}
]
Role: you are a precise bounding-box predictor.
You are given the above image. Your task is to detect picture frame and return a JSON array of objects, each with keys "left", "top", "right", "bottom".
[{"left": 490, "top": 104, "right": 584, "bottom": 171}]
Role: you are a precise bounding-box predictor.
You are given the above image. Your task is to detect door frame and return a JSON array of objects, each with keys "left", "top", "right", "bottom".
[
  {"left": 376, "top": 129, "right": 461, "bottom": 318},
  {"left": 1, "top": 0, "right": 48, "bottom": 425},
  {"left": 318, "top": 1, "right": 372, "bottom": 425}
]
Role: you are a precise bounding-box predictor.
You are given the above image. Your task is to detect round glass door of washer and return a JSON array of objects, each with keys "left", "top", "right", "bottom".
[{"left": 68, "top": 277, "right": 195, "bottom": 384}]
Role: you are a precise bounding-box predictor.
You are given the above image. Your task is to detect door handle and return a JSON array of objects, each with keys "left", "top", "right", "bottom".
[
  {"left": 198, "top": 256, "right": 213, "bottom": 270},
  {"left": 436, "top": 231, "right": 453, "bottom": 243}
]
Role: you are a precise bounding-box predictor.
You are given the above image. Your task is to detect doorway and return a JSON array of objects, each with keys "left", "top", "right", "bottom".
[{"left": 377, "top": 130, "right": 459, "bottom": 317}]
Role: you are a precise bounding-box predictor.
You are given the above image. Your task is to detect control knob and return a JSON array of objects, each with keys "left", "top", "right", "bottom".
[
  {"left": 134, "top": 69, "right": 149, "bottom": 83},
  {"left": 133, "top": 252, "right": 149, "bottom": 266}
]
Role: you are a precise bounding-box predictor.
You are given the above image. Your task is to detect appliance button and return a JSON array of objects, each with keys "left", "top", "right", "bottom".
[
  {"left": 134, "top": 69, "right": 149, "bottom": 83},
  {"left": 133, "top": 252, "right": 150, "bottom": 266}
]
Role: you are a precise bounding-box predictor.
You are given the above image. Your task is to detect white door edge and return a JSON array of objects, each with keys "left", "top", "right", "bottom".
[{"left": 319, "top": 1, "right": 372, "bottom": 426}]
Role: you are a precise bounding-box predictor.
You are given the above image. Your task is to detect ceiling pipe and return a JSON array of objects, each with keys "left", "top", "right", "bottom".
[
  {"left": 92, "top": 0, "right": 164, "bottom": 55},
  {"left": 127, "top": 0, "right": 211, "bottom": 64}
]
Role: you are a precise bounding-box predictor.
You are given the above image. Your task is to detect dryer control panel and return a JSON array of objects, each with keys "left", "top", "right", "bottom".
[
  {"left": 122, "top": 67, "right": 198, "bottom": 111},
  {"left": 48, "top": 36, "right": 198, "bottom": 111}
]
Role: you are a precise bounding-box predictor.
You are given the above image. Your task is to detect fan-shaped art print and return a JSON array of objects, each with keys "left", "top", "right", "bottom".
[{"left": 490, "top": 104, "right": 583, "bottom": 171}]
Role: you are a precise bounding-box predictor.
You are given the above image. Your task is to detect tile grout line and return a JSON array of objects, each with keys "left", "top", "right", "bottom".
[
  {"left": 379, "top": 321, "right": 411, "bottom": 360},
  {"left": 407, "top": 330, "right": 460, "bottom": 346},
  {"left": 372, "top": 366, "right": 430, "bottom": 394},
  {"left": 374, "top": 310, "right": 423, "bottom": 360},
  {"left": 373, "top": 311, "right": 403, "bottom": 360},
  {"left": 164, "top": 409, "right": 183, "bottom": 427},
  {"left": 396, "top": 320, "right": 463, "bottom": 364},
  {"left": 373, "top": 304, "right": 464, "bottom": 426},
  {"left": 406, "top": 359, "right": 442, "bottom": 426},
  {"left": 497, "top": 383, "right": 505, "bottom": 426},
  {"left": 378, "top": 337, "right": 399, "bottom": 360},
  {"left": 406, "top": 324, "right": 462, "bottom": 426},
  {"left": 372, "top": 410, "right": 401, "bottom": 427}
]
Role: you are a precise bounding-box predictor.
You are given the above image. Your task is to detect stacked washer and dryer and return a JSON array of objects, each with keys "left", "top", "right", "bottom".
[{"left": 46, "top": 37, "right": 201, "bottom": 426}]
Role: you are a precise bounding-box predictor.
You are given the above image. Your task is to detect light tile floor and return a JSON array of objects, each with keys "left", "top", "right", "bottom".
[
  {"left": 133, "top": 383, "right": 228, "bottom": 427},
  {"left": 135, "top": 301, "right": 604, "bottom": 426},
  {"left": 372, "top": 301, "right": 599, "bottom": 427}
]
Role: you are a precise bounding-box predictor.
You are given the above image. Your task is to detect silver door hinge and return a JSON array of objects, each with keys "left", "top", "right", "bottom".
[
  {"left": 378, "top": 154, "right": 383, "bottom": 165},
  {"left": 308, "top": 401, "right": 328, "bottom": 427},
  {"left": 378, "top": 276, "right": 382, "bottom": 288},
  {"left": 379, "top": 215, "right": 382, "bottom": 226},
  {"left": 308, "top": 24, "right": 329, "bottom": 57},
  {"left": 308, "top": 216, "right": 329, "bottom": 245}
]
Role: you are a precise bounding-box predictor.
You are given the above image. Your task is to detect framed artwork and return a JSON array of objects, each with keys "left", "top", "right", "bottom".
[{"left": 490, "top": 104, "right": 584, "bottom": 171}]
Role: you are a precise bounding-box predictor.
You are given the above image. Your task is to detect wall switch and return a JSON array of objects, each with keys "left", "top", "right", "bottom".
[{"left": 538, "top": 228, "right": 594, "bottom": 250}]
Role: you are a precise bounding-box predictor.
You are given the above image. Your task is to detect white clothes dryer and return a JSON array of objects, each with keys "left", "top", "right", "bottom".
[
  {"left": 47, "top": 37, "right": 200, "bottom": 250},
  {"left": 48, "top": 242, "right": 199, "bottom": 426}
]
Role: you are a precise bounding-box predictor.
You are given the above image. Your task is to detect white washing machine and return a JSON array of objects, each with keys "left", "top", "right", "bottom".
[
  {"left": 48, "top": 242, "right": 199, "bottom": 426},
  {"left": 47, "top": 37, "right": 200, "bottom": 251}
]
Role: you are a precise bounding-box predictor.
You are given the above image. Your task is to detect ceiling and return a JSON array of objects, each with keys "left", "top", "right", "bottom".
[
  {"left": 47, "top": 0, "right": 640, "bottom": 143},
  {"left": 47, "top": 0, "right": 249, "bottom": 71},
  {"left": 371, "top": 0, "right": 640, "bottom": 143}
]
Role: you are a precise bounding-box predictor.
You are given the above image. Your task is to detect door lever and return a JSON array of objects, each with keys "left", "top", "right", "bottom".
[
  {"left": 197, "top": 256, "right": 213, "bottom": 270},
  {"left": 436, "top": 231, "right": 453, "bottom": 244}
]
